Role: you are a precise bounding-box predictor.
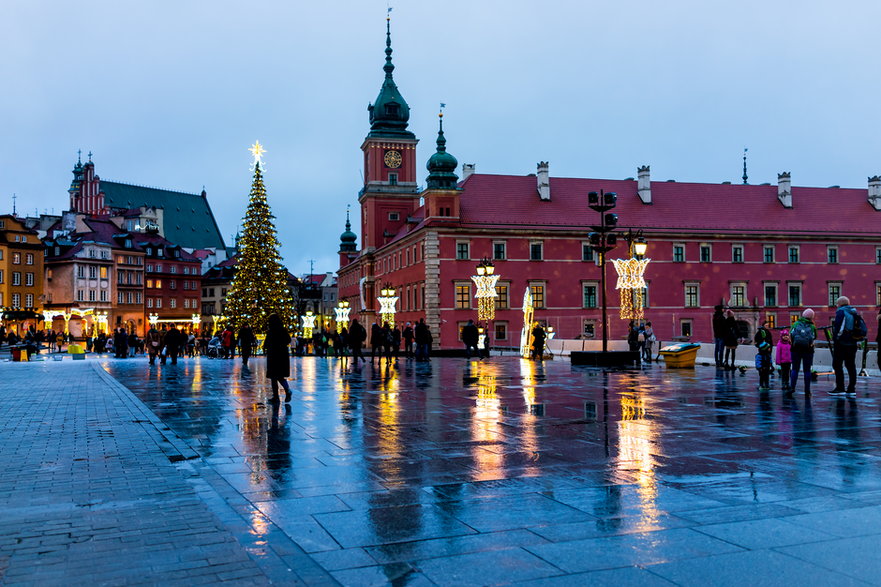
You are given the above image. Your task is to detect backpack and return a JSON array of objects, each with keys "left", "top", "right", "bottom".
[
  {"left": 791, "top": 321, "right": 815, "bottom": 349},
  {"left": 850, "top": 312, "right": 868, "bottom": 341}
]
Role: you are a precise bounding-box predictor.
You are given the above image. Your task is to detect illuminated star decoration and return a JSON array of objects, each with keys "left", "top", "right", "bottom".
[{"left": 249, "top": 141, "right": 266, "bottom": 166}]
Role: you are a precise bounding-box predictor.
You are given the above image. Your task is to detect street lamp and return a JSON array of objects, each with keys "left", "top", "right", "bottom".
[
  {"left": 587, "top": 190, "right": 619, "bottom": 353},
  {"left": 377, "top": 284, "right": 398, "bottom": 326},
  {"left": 471, "top": 258, "right": 500, "bottom": 323}
]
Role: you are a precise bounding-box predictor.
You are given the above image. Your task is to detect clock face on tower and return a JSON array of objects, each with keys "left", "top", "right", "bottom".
[{"left": 383, "top": 150, "right": 402, "bottom": 169}]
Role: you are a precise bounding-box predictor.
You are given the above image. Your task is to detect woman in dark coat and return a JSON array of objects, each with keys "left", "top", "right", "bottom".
[
  {"left": 264, "top": 313, "right": 292, "bottom": 403},
  {"left": 723, "top": 310, "right": 739, "bottom": 370}
]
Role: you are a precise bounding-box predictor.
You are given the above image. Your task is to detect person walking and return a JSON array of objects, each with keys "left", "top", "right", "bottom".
[
  {"left": 164, "top": 325, "right": 182, "bottom": 365},
  {"left": 145, "top": 326, "right": 162, "bottom": 365},
  {"left": 789, "top": 309, "right": 817, "bottom": 396},
  {"left": 712, "top": 306, "right": 726, "bottom": 368},
  {"left": 831, "top": 296, "right": 864, "bottom": 396},
  {"left": 414, "top": 319, "right": 432, "bottom": 362},
  {"left": 381, "top": 323, "right": 393, "bottom": 363},
  {"left": 754, "top": 320, "right": 774, "bottom": 391},
  {"left": 238, "top": 323, "right": 256, "bottom": 369},
  {"left": 627, "top": 321, "right": 640, "bottom": 353},
  {"left": 349, "top": 319, "right": 367, "bottom": 364},
  {"left": 264, "top": 313, "right": 292, "bottom": 403},
  {"left": 403, "top": 322, "right": 414, "bottom": 358},
  {"left": 462, "top": 319, "right": 479, "bottom": 358},
  {"left": 531, "top": 323, "right": 547, "bottom": 361},
  {"left": 391, "top": 324, "right": 402, "bottom": 364},
  {"left": 776, "top": 331, "right": 793, "bottom": 392},
  {"left": 723, "top": 310, "right": 739, "bottom": 370},
  {"left": 642, "top": 321, "right": 655, "bottom": 362}
]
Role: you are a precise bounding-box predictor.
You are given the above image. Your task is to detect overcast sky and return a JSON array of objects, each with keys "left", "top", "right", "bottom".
[{"left": 4, "top": 1, "right": 880, "bottom": 274}]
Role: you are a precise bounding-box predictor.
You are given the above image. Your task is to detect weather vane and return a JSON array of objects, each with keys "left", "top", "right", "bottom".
[{"left": 249, "top": 141, "right": 266, "bottom": 166}]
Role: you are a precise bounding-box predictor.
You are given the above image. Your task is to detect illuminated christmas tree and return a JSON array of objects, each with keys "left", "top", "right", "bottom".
[{"left": 224, "top": 142, "right": 295, "bottom": 333}]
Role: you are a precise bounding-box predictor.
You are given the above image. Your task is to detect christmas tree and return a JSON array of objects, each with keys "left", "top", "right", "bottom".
[{"left": 224, "top": 142, "right": 295, "bottom": 333}]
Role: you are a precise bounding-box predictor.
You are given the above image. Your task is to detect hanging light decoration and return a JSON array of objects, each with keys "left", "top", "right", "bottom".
[
  {"left": 334, "top": 300, "right": 351, "bottom": 330},
  {"left": 612, "top": 235, "right": 650, "bottom": 320},
  {"left": 377, "top": 284, "right": 398, "bottom": 326},
  {"left": 302, "top": 311, "right": 317, "bottom": 339},
  {"left": 471, "top": 258, "right": 500, "bottom": 322},
  {"left": 519, "top": 288, "right": 534, "bottom": 359}
]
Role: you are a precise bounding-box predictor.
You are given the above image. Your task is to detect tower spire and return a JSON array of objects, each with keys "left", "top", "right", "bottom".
[
  {"left": 742, "top": 147, "right": 749, "bottom": 185},
  {"left": 384, "top": 8, "right": 394, "bottom": 79},
  {"left": 367, "top": 10, "right": 412, "bottom": 138},
  {"left": 426, "top": 106, "right": 459, "bottom": 190}
]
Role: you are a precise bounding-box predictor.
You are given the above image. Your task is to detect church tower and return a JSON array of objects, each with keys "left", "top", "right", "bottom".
[{"left": 358, "top": 17, "right": 420, "bottom": 252}]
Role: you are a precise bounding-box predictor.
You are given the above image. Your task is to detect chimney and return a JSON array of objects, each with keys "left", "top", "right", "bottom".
[
  {"left": 777, "top": 172, "right": 792, "bottom": 208},
  {"left": 462, "top": 163, "right": 476, "bottom": 181},
  {"left": 537, "top": 161, "right": 550, "bottom": 200},
  {"left": 869, "top": 176, "right": 881, "bottom": 211},
  {"left": 637, "top": 165, "right": 651, "bottom": 204}
]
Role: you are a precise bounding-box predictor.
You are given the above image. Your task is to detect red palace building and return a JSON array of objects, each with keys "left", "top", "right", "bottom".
[{"left": 338, "top": 24, "right": 881, "bottom": 350}]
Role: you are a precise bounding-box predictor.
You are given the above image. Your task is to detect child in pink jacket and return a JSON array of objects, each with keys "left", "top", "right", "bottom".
[{"left": 776, "top": 331, "right": 793, "bottom": 391}]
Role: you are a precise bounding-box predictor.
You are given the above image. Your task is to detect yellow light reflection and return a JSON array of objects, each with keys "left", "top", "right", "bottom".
[
  {"left": 471, "top": 367, "right": 504, "bottom": 480},
  {"left": 616, "top": 395, "right": 660, "bottom": 529}
]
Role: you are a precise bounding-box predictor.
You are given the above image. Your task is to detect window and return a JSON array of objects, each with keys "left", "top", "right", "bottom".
[
  {"left": 530, "top": 242, "right": 543, "bottom": 261},
  {"left": 25, "top": 253, "right": 33, "bottom": 265},
  {"left": 685, "top": 283, "right": 700, "bottom": 308},
  {"left": 146, "top": 279, "right": 153, "bottom": 289},
  {"left": 100, "top": 291, "right": 107, "bottom": 302},
  {"left": 135, "top": 292, "right": 141, "bottom": 304},
  {"left": 155, "top": 279, "right": 162, "bottom": 289},
  {"left": 681, "top": 319, "right": 693, "bottom": 338},
  {"left": 788, "top": 246, "right": 799, "bottom": 264},
  {"left": 700, "top": 244, "right": 711, "bottom": 263},
  {"left": 183, "top": 266, "right": 190, "bottom": 275},
  {"left": 125, "top": 239, "right": 132, "bottom": 248},
  {"left": 763, "top": 245, "right": 775, "bottom": 263},
  {"left": 155, "top": 264, "right": 162, "bottom": 272},
  {"left": 77, "top": 290, "right": 84, "bottom": 301},
  {"left": 0, "top": 270, "right": 3, "bottom": 283},
  {"left": 101, "top": 250, "right": 108, "bottom": 259},
  {"left": 730, "top": 283, "right": 746, "bottom": 307},
  {"left": 877, "top": 284, "right": 881, "bottom": 307},
  {"left": 456, "top": 241, "right": 470, "bottom": 260},
  {"left": 764, "top": 284, "right": 778, "bottom": 307},
  {"left": 494, "top": 242, "right": 507, "bottom": 261},
  {"left": 155, "top": 298, "right": 162, "bottom": 308},
  {"left": 877, "top": 248, "right": 881, "bottom": 265},
  {"left": 788, "top": 283, "right": 802, "bottom": 307},
  {"left": 494, "top": 322, "right": 508, "bottom": 341},
  {"left": 169, "top": 280, "right": 177, "bottom": 290},
  {"left": 12, "top": 293, "right": 20, "bottom": 308},
  {"left": 183, "top": 299, "right": 189, "bottom": 309},
  {"left": 732, "top": 245, "right": 744, "bottom": 263},
  {"left": 388, "top": 212, "right": 400, "bottom": 221},
  {"left": 88, "top": 290, "right": 95, "bottom": 302},
  {"left": 495, "top": 284, "right": 509, "bottom": 310},
  {"left": 673, "top": 244, "right": 685, "bottom": 263},
  {"left": 147, "top": 298, "right": 153, "bottom": 308},
  {"left": 25, "top": 272, "right": 33, "bottom": 286},
  {"left": 12, "top": 272, "right": 21, "bottom": 286},
  {"left": 827, "top": 246, "right": 838, "bottom": 264},
  {"left": 88, "top": 248, "right": 96, "bottom": 258},
  {"left": 12, "top": 252, "right": 20, "bottom": 265},
  {"left": 89, "top": 266, "right": 97, "bottom": 279},
  {"left": 388, "top": 173, "right": 398, "bottom": 186},
  {"left": 170, "top": 265, "right": 177, "bottom": 274},
  {"left": 100, "top": 267, "right": 108, "bottom": 279},
  {"left": 25, "top": 294, "right": 33, "bottom": 308},
  {"left": 529, "top": 282, "right": 545, "bottom": 308},
  {"left": 455, "top": 283, "right": 471, "bottom": 309},
  {"left": 583, "top": 282, "right": 598, "bottom": 308},
  {"left": 582, "top": 243, "right": 595, "bottom": 262},
  {"left": 828, "top": 283, "right": 842, "bottom": 307},
  {"left": 765, "top": 314, "right": 776, "bottom": 329},
  {"left": 582, "top": 320, "right": 596, "bottom": 338},
  {"left": 118, "top": 292, "right": 124, "bottom": 304},
  {"left": 77, "top": 266, "right": 85, "bottom": 278}
]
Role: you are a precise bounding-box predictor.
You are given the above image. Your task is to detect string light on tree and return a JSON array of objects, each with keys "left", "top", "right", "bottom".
[
  {"left": 377, "top": 284, "right": 398, "bottom": 326},
  {"left": 224, "top": 141, "right": 296, "bottom": 333}
]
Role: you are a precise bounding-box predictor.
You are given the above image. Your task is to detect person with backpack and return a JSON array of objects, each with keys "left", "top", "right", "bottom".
[
  {"left": 754, "top": 321, "right": 774, "bottom": 390},
  {"left": 789, "top": 309, "right": 817, "bottom": 396},
  {"left": 831, "top": 296, "right": 865, "bottom": 396}
]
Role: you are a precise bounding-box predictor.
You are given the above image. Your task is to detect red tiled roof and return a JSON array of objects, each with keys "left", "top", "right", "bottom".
[{"left": 456, "top": 174, "right": 880, "bottom": 236}]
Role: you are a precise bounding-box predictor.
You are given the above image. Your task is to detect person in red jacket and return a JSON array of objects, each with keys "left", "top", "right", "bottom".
[{"left": 775, "top": 331, "right": 792, "bottom": 392}]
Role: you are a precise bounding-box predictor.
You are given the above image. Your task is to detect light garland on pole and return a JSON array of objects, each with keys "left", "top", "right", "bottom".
[
  {"left": 612, "top": 235, "right": 650, "bottom": 320},
  {"left": 334, "top": 300, "right": 351, "bottom": 330},
  {"left": 519, "top": 288, "right": 534, "bottom": 359},
  {"left": 301, "top": 311, "right": 317, "bottom": 339},
  {"left": 377, "top": 284, "right": 398, "bottom": 326},
  {"left": 471, "top": 258, "right": 499, "bottom": 322}
]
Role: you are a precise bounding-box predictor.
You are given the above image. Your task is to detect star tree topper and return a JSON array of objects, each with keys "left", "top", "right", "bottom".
[{"left": 249, "top": 141, "right": 266, "bottom": 166}]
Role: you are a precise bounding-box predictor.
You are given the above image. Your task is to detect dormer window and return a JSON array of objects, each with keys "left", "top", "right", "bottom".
[{"left": 385, "top": 103, "right": 399, "bottom": 116}]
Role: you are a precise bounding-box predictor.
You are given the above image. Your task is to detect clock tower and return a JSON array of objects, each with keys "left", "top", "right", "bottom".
[{"left": 358, "top": 17, "right": 420, "bottom": 252}]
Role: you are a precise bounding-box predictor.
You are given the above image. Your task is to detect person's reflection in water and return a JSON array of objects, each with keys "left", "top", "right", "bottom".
[
  {"left": 833, "top": 398, "right": 862, "bottom": 488},
  {"left": 266, "top": 402, "right": 292, "bottom": 481}
]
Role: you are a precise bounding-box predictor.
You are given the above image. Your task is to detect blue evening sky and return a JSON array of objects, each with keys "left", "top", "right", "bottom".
[{"left": 3, "top": 1, "right": 880, "bottom": 273}]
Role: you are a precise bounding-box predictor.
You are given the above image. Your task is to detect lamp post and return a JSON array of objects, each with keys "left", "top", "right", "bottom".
[
  {"left": 587, "top": 190, "right": 619, "bottom": 353},
  {"left": 334, "top": 300, "right": 351, "bottom": 332},
  {"left": 377, "top": 284, "right": 398, "bottom": 326},
  {"left": 471, "top": 257, "right": 500, "bottom": 323}
]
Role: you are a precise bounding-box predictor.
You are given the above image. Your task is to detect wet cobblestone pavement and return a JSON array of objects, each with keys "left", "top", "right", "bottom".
[{"left": 5, "top": 356, "right": 881, "bottom": 585}]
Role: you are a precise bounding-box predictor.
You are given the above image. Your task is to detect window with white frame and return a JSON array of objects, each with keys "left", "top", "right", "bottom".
[
  {"left": 673, "top": 244, "right": 685, "bottom": 263},
  {"left": 828, "top": 282, "right": 842, "bottom": 307},
  {"left": 681, "top": 319, "right": 693, "bottom": 338},
  {"left": 455, "top": 282, "right": 471, "bottom": 309},
  {"left": 25, "top": 272, "right": 33, "bottom": 286},
  {"left": 583, "top": 282, "right": 598, "bottom": 308},
  {"left": 764, "top": 283, "right": 778, "bottom": 307},
  {"left": 456, "top": 241, "right": 470, "bottom": 261},
  {"left": 493, "top": 241, "right": 506, "bottom": 261},
  {"left": 25, "top": 294, "right": 33, "bottom": 307},
  {"left": 788, "top": 283, "right": 802, "bottom": 307},
  {"left": 732, "top": 245, "right": 744, "bottom": 263},
  {"left": 730, "top": 282, "right": 747, "bottom": 307},
  {"left": 530, "top": 241, "right": 543, "bottom": 261},
  {"left": 12, "top": 272, "right": 21, "bottom": 286},
  {"left": 529, "top": 282, "right": 546, "bottom": 308},
  {"left": 494, "top": 322, "right": 508, "bottom": 341},
  {"left": 788, "top": 246, "right": 799, "bottom": 263},
  {"left": 12, "top": 293, "right": 20, "bottom": 308},
  {"left": 827, "top": 246, "right": 839, "bottom": 264},
  {"left": 700, "top": 244, "right": 712, "bottom": 263},
  {"left": 495, "top": 283, "right": 509, "bottom": 310},
  {"left": 763, "top": 245, "right": 775, "bottom": 263},
  {"left": 685, "top": 283, "right": 700, "bottom": 308},
  {"left": 582, "top": 243, "right": 595, "bottom": 262},
  {"left": 582, "top": 319, "right": 596, "bottom": 338}
]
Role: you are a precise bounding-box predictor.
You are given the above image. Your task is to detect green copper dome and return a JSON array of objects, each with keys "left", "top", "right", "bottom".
[
  {"left": 426, "top": 114, "right": 459, "bottom": 190},
  {"left": 340, "top": 210, "right": 357, "bottom": 252},
  {"left": 367, "top": 19, "right": 414, "bottom": 139}
]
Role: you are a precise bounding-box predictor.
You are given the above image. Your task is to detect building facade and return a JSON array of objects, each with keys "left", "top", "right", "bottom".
[
  {"left": 338, "top": 25, "right": 881, "bottom": 349},
  {"left": 0, "top": 215, "right": 45, "bottom": 333}
]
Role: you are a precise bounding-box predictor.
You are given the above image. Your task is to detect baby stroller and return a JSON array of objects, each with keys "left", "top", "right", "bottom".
[{"left": 206, "top": 336, "right": 222, "bottom": 359}]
